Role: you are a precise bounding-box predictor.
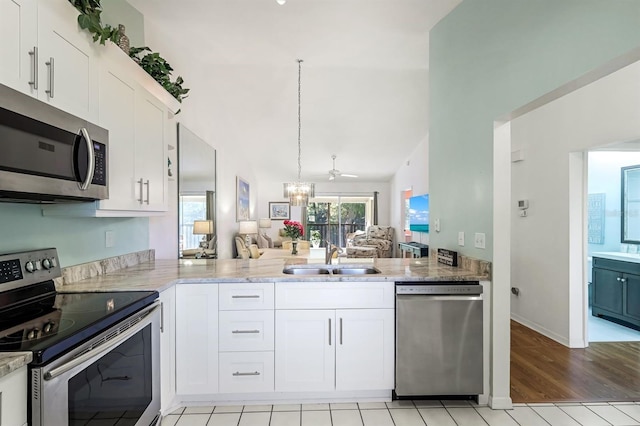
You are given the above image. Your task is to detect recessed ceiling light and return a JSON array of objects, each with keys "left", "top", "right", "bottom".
[{"left": 277, "top": 0, "right": 286, "bottom": 5}]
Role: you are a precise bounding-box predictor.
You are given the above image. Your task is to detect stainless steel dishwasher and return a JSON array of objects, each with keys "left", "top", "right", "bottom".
[{"left": 395, "top": 282, "right": 483, "bottom": 397}]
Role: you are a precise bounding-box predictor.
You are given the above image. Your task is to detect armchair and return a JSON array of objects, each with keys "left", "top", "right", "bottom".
[{"left": 351, "top": 225, "right": 394, "bottom": 258}]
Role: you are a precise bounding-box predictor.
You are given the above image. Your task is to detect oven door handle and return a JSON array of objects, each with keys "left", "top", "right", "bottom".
[{"left": 43, "top": 301, "right": 160, "bottom": 381}]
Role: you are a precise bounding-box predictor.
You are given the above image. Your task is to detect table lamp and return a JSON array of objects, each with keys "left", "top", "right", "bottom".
[
  {"left": 239, "top": 220, "right": 258, "bottom": 247},
  {"left": 258, "top": 218, "right": 272, "bottom": 236},
  {"left": 193, "top": 220, "right": 214, "bottom": 251}
]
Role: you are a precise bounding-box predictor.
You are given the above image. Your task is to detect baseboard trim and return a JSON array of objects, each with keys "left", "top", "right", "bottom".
[
  {"left": 511, "top": 314, "right": 570, "bottom": 347},
  {"left": 489, "top": 395, "right": 513, "bottom": 410}
]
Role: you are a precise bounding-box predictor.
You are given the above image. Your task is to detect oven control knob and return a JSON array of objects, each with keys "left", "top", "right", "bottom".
[
  {"left": 25, "top": 261, "right": 36, "bottom": 273},
  {"left": 42, "top": 258, "right": 52, "bottom": 270},
  {"left": 43, "top": 322, "right": 54, "bottom": 333},
  {"left": 27, "top": 328, "right": 39, "bottom": 340}
]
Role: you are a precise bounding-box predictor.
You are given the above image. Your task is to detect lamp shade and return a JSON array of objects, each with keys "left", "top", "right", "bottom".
[
  {"left": 239, "top": 220, "right": 258, "bottom": 235},
  {"left": 259, "top": 218, "right": 272, "bottom": 229},
  {"left": 193, "top": 220, "right": 214, "bottom": 235}
]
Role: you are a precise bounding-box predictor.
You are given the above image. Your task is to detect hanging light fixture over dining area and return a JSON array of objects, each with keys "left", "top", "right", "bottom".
[{"left": 283, "top": 59, "right": 315, "bottom": 207}]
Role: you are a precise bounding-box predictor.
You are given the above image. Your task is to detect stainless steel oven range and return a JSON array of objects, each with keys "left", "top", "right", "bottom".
[{"left": 0, "top": 248, "right": 160, "bottom": 426}]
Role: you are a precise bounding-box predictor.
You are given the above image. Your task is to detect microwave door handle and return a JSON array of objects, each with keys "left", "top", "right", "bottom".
[{"left": 77, "top": 128, "right": 95, "bottom": 190}]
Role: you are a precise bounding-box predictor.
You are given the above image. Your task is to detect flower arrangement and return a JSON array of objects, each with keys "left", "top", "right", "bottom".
[{"left": 283, "top": 220, "right": 304, "bottom": 240}]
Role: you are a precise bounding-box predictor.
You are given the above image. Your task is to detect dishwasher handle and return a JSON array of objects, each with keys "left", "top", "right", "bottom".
[
  {"left": 396, "top": 294, "right": 482, "bottom": 302},
  {"left": 395, "top": 284, "right": 483, "bottom": 296}
]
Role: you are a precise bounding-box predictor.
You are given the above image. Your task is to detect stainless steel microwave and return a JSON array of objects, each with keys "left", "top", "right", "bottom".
[{"left": 0, "top": 83, "right": 108, "bottom": 203}]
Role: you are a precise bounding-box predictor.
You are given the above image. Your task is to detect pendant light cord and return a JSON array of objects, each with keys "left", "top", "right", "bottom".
[{"left": 297, "top": 59, "right": 303, "bottom": 183}]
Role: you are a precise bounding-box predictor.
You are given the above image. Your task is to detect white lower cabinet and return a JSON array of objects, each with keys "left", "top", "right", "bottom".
[
  {"left": 159, "top": 286, "right": 176, "bottom": 412},
  {"left": 218, "top": 283, "right": 275, "bottom": 393},
  {"left": 171, "top": 281, "right": 394, "bottom": 402},
  {"left": 0, "top": 366, "right": 28, "bottom": 426},
  {"left": 274, "top": 282, "right": 395, "bottom": 393},
  {"left": 275, "top": 310, "right": 335, "bottom": 392},
  {"left": 275, "top": 308, "right": 394, "bottom": 392},
  {"left": 219, "top": 351, "right": 275, "bottom": 393},
  {"left": 175, "top": 284, "right": 218, "bottom": 395}
]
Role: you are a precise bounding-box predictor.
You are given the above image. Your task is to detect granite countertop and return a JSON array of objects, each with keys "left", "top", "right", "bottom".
[
  {"left": 0, "top": 352, "right": 32, "bottom": 379},
  {"left": 60, "top": 256, "right": 491, "bottom": 293}
]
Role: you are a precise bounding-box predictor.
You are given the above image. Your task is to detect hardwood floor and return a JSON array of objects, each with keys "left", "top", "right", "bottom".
[{"left": 510, "top": 320, "right": 640, "bottom": 403}]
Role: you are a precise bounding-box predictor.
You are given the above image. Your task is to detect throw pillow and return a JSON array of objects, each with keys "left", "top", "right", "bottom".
[
  {"left": 249, "top": 244, "right": 261, "bottom": 259},
  {"left": 257, "top": 233, "right": 269, "bottom": 249},
  {"left": 263, "top": 234, "right": 273, "bottom": 248}
]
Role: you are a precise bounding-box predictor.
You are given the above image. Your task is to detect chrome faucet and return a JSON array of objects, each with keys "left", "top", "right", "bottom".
[{"left": 325, "top": 240, "right": 339, "bottom": 264}]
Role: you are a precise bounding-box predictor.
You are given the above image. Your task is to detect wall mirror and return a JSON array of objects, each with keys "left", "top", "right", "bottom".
[
  {"left": 622, "top": 164, "right": 640, "bottom": 244},
  {"left": 178, "top": 123, "right": 217, "bottom": 258}
]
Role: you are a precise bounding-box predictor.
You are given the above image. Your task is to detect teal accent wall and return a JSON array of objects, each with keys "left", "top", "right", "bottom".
[
  {"left": 0, "top": 204, "right": 148, "bottom": 267},
  {"left": 429, "top": 0, "right": 640, "bottom": 260},
  {"left": 100, "top": 0, "right": 145, "bottom": 47}
]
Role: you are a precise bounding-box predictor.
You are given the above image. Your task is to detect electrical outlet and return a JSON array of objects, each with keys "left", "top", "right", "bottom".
[
  {"left": 458, "top": 231, "right": 465, "bottom": 246},
  {"left": 474, "top": 233, "right": 486, "bottom": 249},
  {"left": 434, "top": 218, "right": 441, "bottom": 232},
  {"left": 105, "top": 231, "right": 115, "bottom": 248}
]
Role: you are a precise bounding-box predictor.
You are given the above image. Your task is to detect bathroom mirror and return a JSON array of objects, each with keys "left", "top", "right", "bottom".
[
  {"left": 178, "top": 123, "right": 217, "bottom": 258},
  {"left": 622, "top": 164, "right": 640, "bottom": 244}
]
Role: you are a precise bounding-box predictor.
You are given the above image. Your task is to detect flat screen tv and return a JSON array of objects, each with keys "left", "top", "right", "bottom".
[{"left": 409, "top": 194, "right": 429, "bottom": 233}]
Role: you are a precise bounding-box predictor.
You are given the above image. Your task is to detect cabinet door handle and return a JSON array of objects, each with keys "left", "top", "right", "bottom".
[
  {"left": 328, "top": 318, "right": 332, "bottom": 346},
  {"left": 29, "top": 46, "right": 38, "bottom": 89},
  {"left": 45, "top": 57, "right": 54, "bottom": 98},
  {"left": 231, "top": 295, "right": 260, "bottom": 299},
  {"left": 231, "top": 329, "right": 260, "bottom": 334},
  {"left": 144, "top": 179, "right": 150, "bottom": 204},
  {"left": 340, "top": 317, "right": 343, "bottom": 345},
  {"left": 233, "top": 371, "right": 260, "bottom": 376},
  {"left": 137, "top": 179, "right": 144, "bottom": 204}
]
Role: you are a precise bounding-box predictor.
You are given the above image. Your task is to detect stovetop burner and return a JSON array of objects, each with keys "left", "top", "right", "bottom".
[{"left": 0, "top": 248, "right": 159, "bottom": 365}]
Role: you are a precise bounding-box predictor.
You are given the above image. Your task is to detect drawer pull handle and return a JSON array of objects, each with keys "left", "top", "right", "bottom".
[
  {"left": 231, "top": 329, "right": 260, "bottom": 334},
  {"left": 233, "top": 371, "right": 260, "bottom": 376},
  {"left": 231, "top": 295, "right": 260, "bottom": 299}
]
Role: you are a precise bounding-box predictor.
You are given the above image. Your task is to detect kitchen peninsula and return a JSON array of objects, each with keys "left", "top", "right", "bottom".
[{"left": 56, "top": 253, "right": 492, "bottom": 415}]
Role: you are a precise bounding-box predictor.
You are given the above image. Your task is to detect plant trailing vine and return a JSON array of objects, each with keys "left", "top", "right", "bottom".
[{"left": 68, "top": 0, "right": 189, "bottom": 104}]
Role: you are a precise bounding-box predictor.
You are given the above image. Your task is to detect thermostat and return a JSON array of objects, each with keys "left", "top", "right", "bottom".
[{"left": 518, "top": 200, "right": 529, "bottom": 210}]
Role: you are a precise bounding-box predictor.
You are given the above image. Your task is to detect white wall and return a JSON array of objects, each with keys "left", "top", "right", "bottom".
[
  {"left": 391, "top": 139, "right": 429, "bottom": 247},
  {"left": 510, "top": 60, "right": 640, "bottom": 346}
]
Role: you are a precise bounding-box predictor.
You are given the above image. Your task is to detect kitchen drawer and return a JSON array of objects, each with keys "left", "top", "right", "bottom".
[
  {"left": 219, "top": 310, "right": 274, "bottom": 351},
  {"left": 219, "top": 283, "right": 274, "bottom": 310},
  {"left": 219, "top": 351, "right": 274, "bottom": 393},
  {"left": 275, "top": 282, "right": 394, "bottom": 309}
]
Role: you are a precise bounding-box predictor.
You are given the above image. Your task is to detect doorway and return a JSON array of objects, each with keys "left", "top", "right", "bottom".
[
  {"left": 587, "top": 150, "right": 640, "bottom": 343},
  {"left": 306, "top": 195, "right": 372, "bottom": 248}
]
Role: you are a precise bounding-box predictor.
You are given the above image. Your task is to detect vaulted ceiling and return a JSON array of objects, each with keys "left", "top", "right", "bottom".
[{"left": 128, "top": 0, "right": 461, "bottom": 183}]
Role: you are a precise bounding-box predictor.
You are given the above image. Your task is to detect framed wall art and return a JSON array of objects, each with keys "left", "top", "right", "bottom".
[
  {"left": 269, "top": 202, "right": 290, "bottom": 220},
  {"left": 236, "top": 176, "right": 250, "bottom": 221}
]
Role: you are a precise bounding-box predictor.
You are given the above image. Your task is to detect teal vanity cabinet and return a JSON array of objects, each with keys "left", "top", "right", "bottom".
[{"left": 592, "top": 256, "right": 640, "bottom": 328}]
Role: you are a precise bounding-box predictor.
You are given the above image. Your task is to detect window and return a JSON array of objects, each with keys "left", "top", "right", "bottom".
[{"left": 307, "top": 196, "right": 371, "bottom": 247}]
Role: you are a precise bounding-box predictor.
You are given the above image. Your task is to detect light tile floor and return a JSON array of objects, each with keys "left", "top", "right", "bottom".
[
  {"left": 161, "top": 400, "right": 640, "bottom": 426},
  {"left": 588, "top": 308, "right": 640, "bottom": 342}
]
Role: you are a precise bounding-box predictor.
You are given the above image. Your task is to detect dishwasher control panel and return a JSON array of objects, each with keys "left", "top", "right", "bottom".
[{"left": 395, "top": 283, "right": 482, "bottom": 295}]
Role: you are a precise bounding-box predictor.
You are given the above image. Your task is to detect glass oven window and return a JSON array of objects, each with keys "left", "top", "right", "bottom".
[{"left": 68, "top": 324, "right": 152, "bottom": 425}]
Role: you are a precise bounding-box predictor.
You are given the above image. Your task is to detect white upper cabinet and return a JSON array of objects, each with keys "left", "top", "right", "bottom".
[
  {"left": 0, "top": 0, "right": 99, "bottom": 120},
  {"left": 36, "top": 0, "right": 99, "bottom": 121},
  {"left": 0, "top": 0, "right": 37, "bottom": 95}
]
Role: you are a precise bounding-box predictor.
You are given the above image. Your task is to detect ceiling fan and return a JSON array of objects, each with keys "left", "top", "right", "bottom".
[{"left": 328, "top": 154, "right": 358, "bottom": 181}]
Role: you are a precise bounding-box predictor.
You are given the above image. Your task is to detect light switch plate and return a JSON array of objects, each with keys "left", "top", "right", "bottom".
[
  {"left": 105, "top": 230, "right": 115, "bottom": 248},
  {"left": 458, "top": 231, "right": 465, "bottom": 246},
  {"left": 474, "top": 233, "right": 485, "bottom": 249},
  {"left": 434, "top": 218, "right": 441, "bottom": 232}
]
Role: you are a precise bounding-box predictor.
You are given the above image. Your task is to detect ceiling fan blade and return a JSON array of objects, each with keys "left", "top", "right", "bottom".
[{"left": 341, "top": 173, "right": 358, "bottom": 178}]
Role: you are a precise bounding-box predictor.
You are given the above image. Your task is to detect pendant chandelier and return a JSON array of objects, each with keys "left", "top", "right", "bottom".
[{"left": 283, "top": 59, "right": 315, "bottom": 207}]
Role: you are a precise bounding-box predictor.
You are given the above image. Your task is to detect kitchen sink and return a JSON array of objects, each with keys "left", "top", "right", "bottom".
[
  {"left": 282, "top": 267, "right": 330, "bottom": 275},
  {"left": 331, "top": 267, "right": 381, "bottom": 275},
  {"left": 282, "top": 266, "right": 381, "bottom": 275}
]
